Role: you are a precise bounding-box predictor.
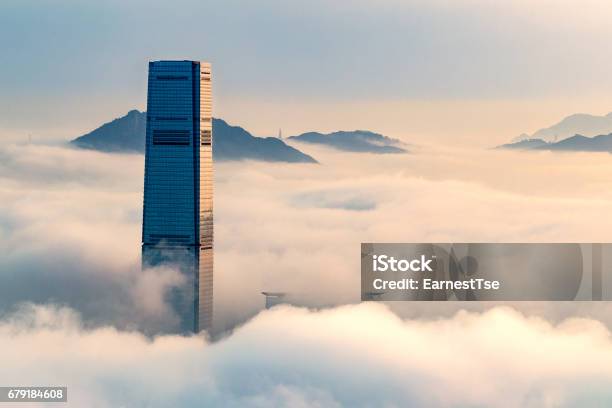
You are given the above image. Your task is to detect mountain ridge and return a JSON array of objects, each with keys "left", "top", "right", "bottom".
[
  {"left": 70, "top": 110, "right": 317, "bottom": 163},
  {"left": 497, "top": 133, "right": 612, "bottom": 153},
  {"left": 514, "top": 112, "right": 612, "bottom": 143},
  {"left": 288, "top": 130, "right": 407, "bottom": 154}
]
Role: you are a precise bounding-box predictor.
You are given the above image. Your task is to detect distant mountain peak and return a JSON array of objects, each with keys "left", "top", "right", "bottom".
[
  {"left": 497, "top": 132, "right": 612, "bottom": 153},
  {"left": 211, "top": 118, "right": 317, "bottom": 163},
  {"left": 288, "top": 129, "right": 408, "bottom": 154},
  {"left": 71, "top": 110, "right": 147, "bottom": 153},
  {"left": 514, "top": 111, "right": 612, "bottom": 143},
  {"left": 70, "top": 111, "right": 317, "bottom": 163},
  {"left": 496, "top": 138, "right": 548, "bottom": 150}
]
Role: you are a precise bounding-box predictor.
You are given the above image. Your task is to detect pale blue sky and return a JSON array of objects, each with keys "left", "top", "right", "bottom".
[{"left": 2, "top": 0, "right": 612, "bottom": 144}]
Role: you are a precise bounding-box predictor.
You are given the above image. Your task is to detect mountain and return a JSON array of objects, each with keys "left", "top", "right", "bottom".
[
  {"left": 72, "top": 110, "right": 146, "bottom": 153},
  {"left": 497, "top": 139, "right": 548, "bottom": 150},
  {"left": 288, "top": 130, "right": 407, "bottom": 154},
  {"left": 542, "top": 134, "right": 612, "bottom": 152},
  {"left": 497, "top": 133, "right": 612, "bottom": 153},
  {"left": 211, "top": 119, "right": 316, "bottom": 162},
  {"left": 514, "top": 112, "right": 612, "bottom": 143},
  {"left": 70, "top": 110, "right": 317, "bottom": 163}
]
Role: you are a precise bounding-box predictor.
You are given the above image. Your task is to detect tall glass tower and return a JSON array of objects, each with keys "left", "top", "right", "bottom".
[{"left": 141, "top": 60, "right": 213, "bottom": 333}]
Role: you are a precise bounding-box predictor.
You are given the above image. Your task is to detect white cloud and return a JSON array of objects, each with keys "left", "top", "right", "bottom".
[
  {"left": 0, "top": 145, "right": 186, "bottom": 333},
  {"left": 1, "top": 303, "right": 612, "bottom": 407},
  {"left": 4, "top": 143, "right": 612, "bottom": 332},
  {"left": 2, "top": 139, "right": 612, "bottom": 405}
]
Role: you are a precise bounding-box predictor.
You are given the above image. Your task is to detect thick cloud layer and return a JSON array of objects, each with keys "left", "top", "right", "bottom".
[
  {"left": 1, "top": 303, "right": 612, "bottom": 407},
  {"left": 3, "top": 141, "right": 612, "bottom": 405},
  {"left": 0, "top": 145, "right": 187, "bottom": 332},
  {"left": 4, "top": 143, "right": 612, "bottom": 332}
]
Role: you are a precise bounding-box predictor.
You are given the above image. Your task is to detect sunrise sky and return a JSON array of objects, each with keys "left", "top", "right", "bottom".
[{"left": 3, "top": 0, "right": 612, "bottom": 145}]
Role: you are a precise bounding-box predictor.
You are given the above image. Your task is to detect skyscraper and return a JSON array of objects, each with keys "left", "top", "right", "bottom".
[{"left": 141, "top": 60, "right": 213, "bottom": 333}]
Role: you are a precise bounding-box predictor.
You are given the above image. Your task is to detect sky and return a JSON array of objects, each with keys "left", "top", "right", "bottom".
[{"left": 3, "top": 0, "right": 612, "bottom": 145}]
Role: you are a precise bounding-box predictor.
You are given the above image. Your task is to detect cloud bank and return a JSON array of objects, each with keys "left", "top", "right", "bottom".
[
  {"left": 4, "top": 143, "right": 612, "bottom": 332},
  {"left": 2, "top": 141, "right": 612, "bottom": 405},
  {"left": 0, "top": 144, "right": 187, "bottom": 333},
  {"left": 1, "top": 303, "right": 612, "bottom": 407}
]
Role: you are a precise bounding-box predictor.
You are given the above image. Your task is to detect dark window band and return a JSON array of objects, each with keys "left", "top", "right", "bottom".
[
  {"left": 154, "top": 117, "right": 188, "bottom": 121},
  {"left": 152, "top": 129, "right": 190, "bottom": 146},
  {"left": 156, "top": 75, "right": 188, "bottom": 80}
]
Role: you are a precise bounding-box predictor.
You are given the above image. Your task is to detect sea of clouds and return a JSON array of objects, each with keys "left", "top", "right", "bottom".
[
  {"left": 2, "top": 141, "right": 612, "bottom": 406},
  {"left": 1, "top": 303, "right": 612, "bottom": 407}
]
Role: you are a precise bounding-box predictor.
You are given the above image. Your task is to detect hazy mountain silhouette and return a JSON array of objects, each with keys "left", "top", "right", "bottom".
[
  {"left": 211, "top": 119, "right": 316, "bottom": 162},
  {"left": 498, "top": 133, "right": 612, "bottom": 153},
  {"left": 72, "top": 110, "right": 146, "bottom": 152},
  {"left": 497, "top": 139, "right": 548, "bottom": 150},
  {"left": 541, "top": 134, "right": 612, "bottom": 152},
  {"left": 70, "top": 110, "right": 317, "bottom": 163},
  {"left": 288, "top": 130, "right": 407, "bottom": 153},
  {"left": 513, "top": 112, "right": 612, "bottom": 143}
]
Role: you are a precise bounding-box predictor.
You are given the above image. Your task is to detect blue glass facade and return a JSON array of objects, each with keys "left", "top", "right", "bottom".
[{"left": 142, "top": 60, "right": 213, "bottom": 333}]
